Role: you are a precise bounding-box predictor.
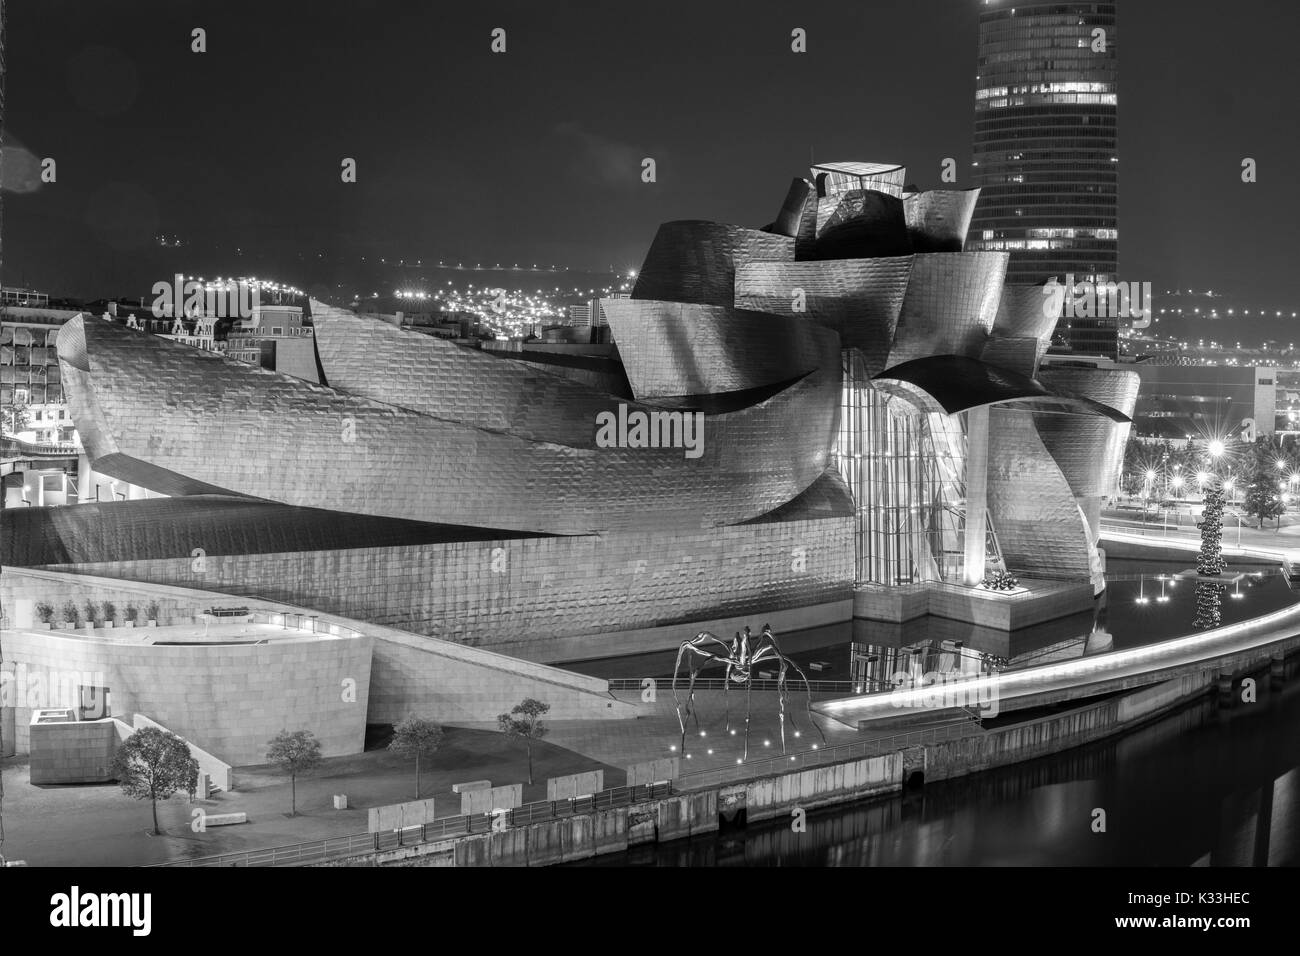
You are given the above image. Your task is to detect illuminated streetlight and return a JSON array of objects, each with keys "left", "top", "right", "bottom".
[{"left": 1207, "top": 439, "right": 1225, "bottom": 458}]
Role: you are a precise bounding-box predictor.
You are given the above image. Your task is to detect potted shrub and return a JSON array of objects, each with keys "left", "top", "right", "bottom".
[
  {"left": 102, "top": 600, "right": 117, "bottom": 628},
  {"left": 146, "top": 600, "right": 160, "bottom": 627},
  {"left": 83, "top": 598, "right": 98, "bottom": 630},
  {"left": 124, "top": 602, "right": 138, "bottom": 629},
  {"left": 35, "top": 601, "right": 55, "bottom": 629},
  {"left": 59, "top": 600, "right": 79, "bottom": 630}
]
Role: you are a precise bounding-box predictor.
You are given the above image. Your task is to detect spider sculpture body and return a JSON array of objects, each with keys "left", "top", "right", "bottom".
[{"left": 672, "top": 624, "right": 825, "bottom": 759}]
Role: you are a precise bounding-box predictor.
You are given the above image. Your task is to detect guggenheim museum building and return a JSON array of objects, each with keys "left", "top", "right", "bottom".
[{"left": 2, "top": 161, "right": 1138, "bottom": 760}]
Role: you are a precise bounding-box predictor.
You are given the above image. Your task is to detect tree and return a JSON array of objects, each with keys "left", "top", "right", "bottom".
[
  {"left": 266, "top": 729, "right": 322, "bottom": 816},
  {"left": 388, "top": 716, "right": 444, "bottom": 799},
  {"left": 1245, "top": 471, "right": 1285, "bottom": 530},
  {"left": 497, "top": 698, "right": 550, "bottom": 785},
  {"left": 1, "top": 396, "right": 30, "bottom": 436},
  {"left": 111, "top": 727, "right": 199, "bottom": 836}
]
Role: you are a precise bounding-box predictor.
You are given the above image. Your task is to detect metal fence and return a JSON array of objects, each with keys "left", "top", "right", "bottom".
[
  {"left": 151, "top": 781, "right": 674, "bottom": 868},
  {"left": 606, "top": 677, "right": 856, "bottom": 694}
]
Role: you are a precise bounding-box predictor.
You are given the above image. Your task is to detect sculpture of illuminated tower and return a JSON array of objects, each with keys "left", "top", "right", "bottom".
[{"left": 967, "top": 0, "right": 1119, "bottom": 359}]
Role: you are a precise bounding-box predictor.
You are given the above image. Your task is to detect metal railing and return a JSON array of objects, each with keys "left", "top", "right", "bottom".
[
  {"left": 151, "top": 781, "right": 674, "bottom": 868},
  {"left": 606, "top": 677, "right": 855, "bottom": 694}
]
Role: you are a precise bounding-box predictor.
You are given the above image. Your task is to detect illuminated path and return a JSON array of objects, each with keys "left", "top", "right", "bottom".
[{"left": 816, "top": 597, "right": 1300, "bottom": 729}]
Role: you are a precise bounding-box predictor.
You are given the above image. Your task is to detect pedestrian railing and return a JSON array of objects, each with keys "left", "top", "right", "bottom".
[
  {"left": 149, "top": 781, "right": 674, "bottom": 867},
  {"left": 606, "top": 678, "right": 855, "bottom": 694}
]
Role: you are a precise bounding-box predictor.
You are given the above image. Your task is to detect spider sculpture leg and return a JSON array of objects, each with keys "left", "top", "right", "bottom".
[
  {"left": 744, "top": 671, "right": 753, "bottom": 761},
  {"left": 723, "top": 661, "right": 731, "bottom": 733},
  {"left": 671, "top": 635, "right": 730, "bottom": 753},
  {"left": 776, "top": 657, "right": 789, "bottom": 755},
  {"left": 783, "top": 656, "right": 827, "bottom": 748}
]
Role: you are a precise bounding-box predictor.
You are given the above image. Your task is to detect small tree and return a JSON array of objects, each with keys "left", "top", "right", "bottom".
[
  {"left": 497, "top": 698, "right": 550, "bottom": 785},
  {"left": 35, "top": 601, "right": 54, "bottom": 624},
  {"left": 1245, "top": 472, "right": 1285, "bottom": 529},
  {"left": 146, "top": 600, "right": 161, "bottom": 623},
  {"left": 266, "top": 729, "right": 322, "bottom": 816},
  {"left": 61, "top": 600, "right": 80, "bottom": 626},
  {"left": 2, "top": 397, "right": 30, "bottom": 435},
  {"left": 102, "top": 601, "right": 117, "bottom": 625},
  {"left": 388, "top": 716, "right": 444, "bottom": 798},
  {"left": 126, "top": 602, "right": 139, "bottom": 624},
  {"left": 83, "top": 598, "right": 98, "bottom": 627},
  {"left": 111, "top": 726, "right": 199, "bottom": 835}
]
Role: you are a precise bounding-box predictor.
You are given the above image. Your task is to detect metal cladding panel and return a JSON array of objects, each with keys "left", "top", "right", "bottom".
[
  {"left": 986, "top": 407, "right": 1094, "bottom": 580},
  {"left": 771, "top": 178, "right": 816, "bottom": 239},
  {"left": 602, "top": 299, "right": 840, "bottom": 400},
  {"left": 312, "top": 301, "right": 615, "bottom": 447},
  {"left": 985, "top": 282, "right": 1059, "bottom": 374},
  {"left": 631, "top": 221, "right": 794, "bottom": 308},
  {"left": 808, "top": 190, "right": 912, "bottom": 261},
  {"left": 1033, "top": 366, "right": 1141, "bottom": 498},
  {"left": 903, "top": 189, "right": 981, "bottom": 253},
  {"left": 733, "top": 257, "right": 912, "bottom": 376},
  {"left": 871, "top": 355, "right": 1128, "bottom": 422},
  {"left": 58, "top": 316, "right": 838, "bottom": 535},
  {"left": 886, "top": 252, "right": 1008, "bottom": 369},
  {"left": 36, "top": 490, "right": 855, "bottom": 654},
  {"left": 979, "top": 336, "right": 1040, "bottom": 377}
]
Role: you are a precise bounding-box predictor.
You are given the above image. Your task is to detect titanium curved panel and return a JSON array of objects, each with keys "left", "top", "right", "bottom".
[
  {"left": 902, "top": 189, "right": 980, "bottom": 253},
  {"left": 885, "top": 252, "right": 1008, "bottom": 369},
  {"left": 733, "top": 257, "right": 912, "bottom": 375},
  {"left": 312, "top": 301, "right": 617, "bottom": 447},
  {"left": 1033, "top": 366, "right": 1141, "bottom": 498},
  {"left": 771, "top": 178, "right": 815, "bottom": 239},
  {"left": 600, "top": 299, "right": 840, "bottom": 400},
  {"left": 872, "top": 355, "right": 1130, "bottom": 422},
  {"left": 982, "top": 282, "right": 1060, "bottom": 375},
  {"left": 986, "top": 406, "right": 1094, "bottom": 580},
  {"left": 58, "top": 317, "right": 839, "bottom": 535},
  {"left": 631, "top": 220, "right": 794, "bottom": 308},
  {"left": 809, "top": 190, "right": 912, "bottom": 260}
]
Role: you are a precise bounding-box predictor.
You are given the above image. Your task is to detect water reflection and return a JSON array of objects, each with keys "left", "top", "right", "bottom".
[{"left": 578, "top": 677, "right": 1300, "bottom": 867}]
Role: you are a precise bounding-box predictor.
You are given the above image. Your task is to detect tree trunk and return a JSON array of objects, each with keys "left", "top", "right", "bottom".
[
  {"left": 291, "top": 773, "right": 297, "bottom": 816},
  {"left": 526, "top": 743, "right": 533, "bottom": 785},
  {"left": 415, "top": 753, "right": 421, "bottom": 799},
  {"left": 151, "top": 795, "right": 160, "bottom": 835}
]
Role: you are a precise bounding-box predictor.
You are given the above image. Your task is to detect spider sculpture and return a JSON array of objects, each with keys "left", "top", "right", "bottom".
[{"left": 672, "top": 623, "right": 825, "bottom": 759}]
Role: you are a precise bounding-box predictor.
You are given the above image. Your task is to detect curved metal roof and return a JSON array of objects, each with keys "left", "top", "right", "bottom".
[{"left": 872, "top": 354, "right": 1131, "bottom": 422}]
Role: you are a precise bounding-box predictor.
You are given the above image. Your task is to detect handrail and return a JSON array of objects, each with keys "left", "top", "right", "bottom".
[
  {"left": 148, "top": 781, "right": 674, "bottom": 868},
  {"left": 605, "top": 677, "right": 856, "bottom": 694}
]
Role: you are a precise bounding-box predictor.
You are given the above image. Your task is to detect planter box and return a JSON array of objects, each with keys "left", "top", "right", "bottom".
[
  {"left": 81, "top": 624, "right": 95, "bottom": 632},
  {"left": 122, "top": 621, "right": 135, "bottom": 629},
  {"left": 146, "top": 620, "right": 157, "bottom": 628},
  {"left": 36, "top": 622, "right": 53, "bottom": 630},
  {"left": 104, "top": 622, "right": 115, "bottom": 629}
]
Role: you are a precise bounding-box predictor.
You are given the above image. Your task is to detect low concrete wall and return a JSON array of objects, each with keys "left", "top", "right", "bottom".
[
  {"left": 546, "top": 770, "right": 604, "bottom": 800},
  {"left": 29, "top": 714, "right": 119, "bottom": 784},
  {"left": 461, "top": 784, "right": 523, "bottom": 815},
  {"left": 625, "top": 757, "right": 680, "bottom": 787},
  {"left": 741, "top": 752, "right": 903, "bottom": 822},
  {"left": 369, "top": 798, "right": 438, "bottom": 833}
]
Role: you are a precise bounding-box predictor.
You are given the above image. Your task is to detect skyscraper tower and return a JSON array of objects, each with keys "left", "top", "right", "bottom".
[{"left": 967, "top": 0, "right": 1119, "bottom": 359}]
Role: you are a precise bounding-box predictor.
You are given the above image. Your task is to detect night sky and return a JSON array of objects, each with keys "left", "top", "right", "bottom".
[{"left": 4, "top": 0, "right": 1299, "bottom": 305}]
